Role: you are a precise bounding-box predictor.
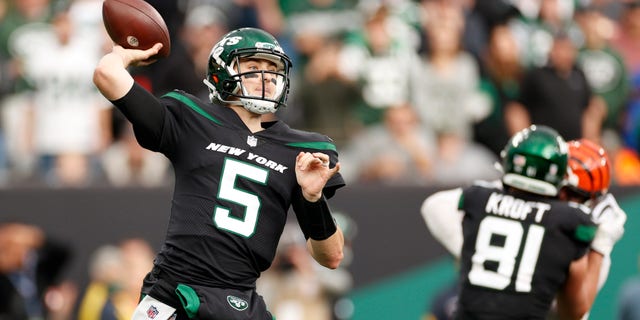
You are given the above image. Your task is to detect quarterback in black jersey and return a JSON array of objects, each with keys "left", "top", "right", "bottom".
[
  {"left": 93, "top": 27, "right": 345, "bottom": 320},
  {"left": 421, "top": 125, "right": 625, "bottom": 319}
]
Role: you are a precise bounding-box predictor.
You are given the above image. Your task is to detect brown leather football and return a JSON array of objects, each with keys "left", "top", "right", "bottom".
[{"left": 102, "top": 0, "right": 171, "bottom": 58}]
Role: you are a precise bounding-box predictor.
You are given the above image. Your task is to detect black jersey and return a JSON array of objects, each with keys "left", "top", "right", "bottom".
[
  {"left": 456, "top": 183, "right": 596, "bottom": 319},
  {"left": 116, "top": 85, "right": 345, "bottom": 290}
]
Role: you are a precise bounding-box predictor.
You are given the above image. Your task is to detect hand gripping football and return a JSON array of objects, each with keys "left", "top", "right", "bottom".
[{"left": 102, "top": 0, "right": 171, "bottom": 58}]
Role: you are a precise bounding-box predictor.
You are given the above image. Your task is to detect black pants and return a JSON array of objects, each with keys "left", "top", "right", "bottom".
[{"left": 141, "top": 267, "right": 273, "bottom": 320}]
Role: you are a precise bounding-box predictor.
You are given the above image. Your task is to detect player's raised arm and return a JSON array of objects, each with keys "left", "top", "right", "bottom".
[
  {"left": 93, "top": 44, "right": 162, "bottom": 100},
  {"left": 93, "top": 44, "right": 167, "bottom": 151}
]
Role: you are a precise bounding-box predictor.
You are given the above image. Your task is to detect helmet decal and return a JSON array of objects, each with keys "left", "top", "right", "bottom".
[
  {"left": 204, "top": 28, "right": 292, "bottom": 114},
  {"left": 255, "top": 42, "right": 279, "bottom": 50}
]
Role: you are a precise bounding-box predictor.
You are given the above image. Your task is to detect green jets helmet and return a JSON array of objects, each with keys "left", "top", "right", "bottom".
[
  {"left": 501, "top": 125, "right": 569, "bottom": 196},
  {"left": 203, "top": 27, "right": 292, "bottom": 114}
]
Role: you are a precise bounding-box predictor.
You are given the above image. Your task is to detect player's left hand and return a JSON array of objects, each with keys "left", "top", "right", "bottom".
[
  {"left": 295, "top": 152, "right": 340, "bottom": 202},
  {"left": 590, "top": 205, "right": 626, "bottom": 256}
]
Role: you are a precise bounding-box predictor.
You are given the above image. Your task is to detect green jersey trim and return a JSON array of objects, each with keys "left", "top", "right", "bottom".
[
  {"left": 163, "top": 91, "right": 222, "bottom": 125},
  {"left": 575, "top": 224, "right": 597, "bottom": 243},
  {"left": 286, "top": 141, "right": 337, "bottom": 152},
  {"left": 175, "top": 284, "right": 200, "bottom": 318}
]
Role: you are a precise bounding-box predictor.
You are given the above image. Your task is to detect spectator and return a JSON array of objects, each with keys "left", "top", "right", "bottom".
[
  {"left": 415, "top": 0, "right": 491, "bottom": 142},
  {"left": 76, "top": 238, "right": 154, "bottom": 320},
  {"left": 67, "top": 0, "right": 111, "bottom": 55},
  {"left": 334, "top": 3, "right": 422, "bottom": 128},
  {"left": 470, "top": 0, "right": 521, "bottom": 39},
  {"left": 509, "top": 0, "right": 582, "bottom": 68},
  {"left": 113, "top": 238, "right": 155, "bottom": 318},
  {"left": 0, "top": 0, "right": 55, "bottom": 60},
  {"left": 76, "top": 244, "right": 125, "bottom": 320},
  {"left": 415, "top": 1, "right": 499, "bottom": 186},
  {"left": 10, "top": 7, "right": 111, "bottom": 187},
  {"left": 575, "top": 5, "right": 630, "bottom": 145},
  {"left": 340, "top": 103, "right": 436, "bottom": 186},
  {"left": 101, "top": 121, "right": 170, "bottom": 187},
  {"left": 0, "top": 222, "right": 73, "bottom": 320},
  {"left": 429, "top": 129, "right": 500, "bottom": 187},
  {"left": 505, "top": 30, "right": 606, "bottom": 143},
  {"left": 277, "top": 0, "right": 362, "bottom": 147},
  {"left": 278, "top": 0, "right": 360, "bottom": 67},
  {"left": 475, "top": 23, "right": 523, "bottom": 157},
  {"left": 610, "top": 1, "right": 640, "bottom": 75},
  {"left": 0, "top": 0, "right": 57, "bottom": 182}
]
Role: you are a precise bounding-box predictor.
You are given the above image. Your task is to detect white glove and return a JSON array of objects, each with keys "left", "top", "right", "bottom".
[{"left": 590, "top": 202, "right": 626, "bottom": 256}]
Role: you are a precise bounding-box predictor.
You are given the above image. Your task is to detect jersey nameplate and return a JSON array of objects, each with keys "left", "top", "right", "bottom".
[{"left": 485, "top": 192, "right": 551, "bottom": 223}]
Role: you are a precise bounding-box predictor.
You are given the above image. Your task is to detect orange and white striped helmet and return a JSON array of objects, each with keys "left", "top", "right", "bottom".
[{"left": 566, "top": 139, "right": 611, "bottom": 198}]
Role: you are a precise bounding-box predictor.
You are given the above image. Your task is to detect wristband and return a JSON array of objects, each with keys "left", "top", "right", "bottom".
[
  {"left": 292, "top": 188, "right": 337, "bottom": 241},
  {"left": 303, "top": 196, "right": 337, "bottom": 240}
]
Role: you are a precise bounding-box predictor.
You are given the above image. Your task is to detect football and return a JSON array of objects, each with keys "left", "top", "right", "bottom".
[{"left": 102, "top": 0, "right": 171, "bottom": 58}]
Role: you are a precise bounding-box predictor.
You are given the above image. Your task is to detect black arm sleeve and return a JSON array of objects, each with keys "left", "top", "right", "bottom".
[
  {"left": 110, "top": 82, "right": 166, "bottom": 150},
  {"left": 291, "top": 186, "right": 337, "bottom": 241}
]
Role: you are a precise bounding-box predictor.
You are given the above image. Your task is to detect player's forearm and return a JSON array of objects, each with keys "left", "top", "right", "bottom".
[
  {"left": 581, "top": 251, "right": 605, "bottom": 309},
  {"left": 93, "top": 51, "right": 135, "bottom": 101},
  {"left": 307, "top": 227, "right": 344, "bottom": 269},
  {"left": 557, "top": 251, "right": 604, "bottom": 320}
]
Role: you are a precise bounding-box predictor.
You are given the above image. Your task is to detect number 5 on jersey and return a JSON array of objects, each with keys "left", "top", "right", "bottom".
[{"left": 214, "top": 158, "right": 269, "bottom": 237}]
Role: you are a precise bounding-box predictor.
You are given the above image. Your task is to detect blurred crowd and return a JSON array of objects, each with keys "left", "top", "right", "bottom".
[
  {"left": 2, "top": 0, "right": 640, "bottom": 188},
  {"left": 0, "top": 221, "right": 155, "bottom": 320},
  {"left": 0, "top": 216, "right": 357, "bottom": 320}
]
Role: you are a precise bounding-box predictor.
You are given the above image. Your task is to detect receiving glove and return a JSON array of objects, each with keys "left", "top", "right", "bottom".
[{"left": 590, "top": 194, "right": 627, "bottom": 256}]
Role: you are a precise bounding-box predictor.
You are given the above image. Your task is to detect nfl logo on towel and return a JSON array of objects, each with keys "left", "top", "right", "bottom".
[{"left": 147, "top": 305, "right": 159, "bottom": 319}]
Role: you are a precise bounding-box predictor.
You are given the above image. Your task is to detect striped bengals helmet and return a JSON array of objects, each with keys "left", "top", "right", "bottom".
[{"left": 566, "top": 139, "right": 611, "bottom": 198}]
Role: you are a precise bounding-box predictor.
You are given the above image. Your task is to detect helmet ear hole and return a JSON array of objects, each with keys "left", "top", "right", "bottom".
[{"left": 223, "top": 81, "right": 235, "bottom": 91}]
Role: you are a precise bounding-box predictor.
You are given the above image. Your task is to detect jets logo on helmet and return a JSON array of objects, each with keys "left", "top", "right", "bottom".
[
  {"left": 565, "top": 139, "right": 611, "bottom": 199},
  {"left": 501, "top": 125, "right": 569, "bottom": 196},
  {"left": 255, "top": 42, "right": 279, "bottom": 50},
  {"left": 203, "top": 28, "right": 292, "bottom": 114}
]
